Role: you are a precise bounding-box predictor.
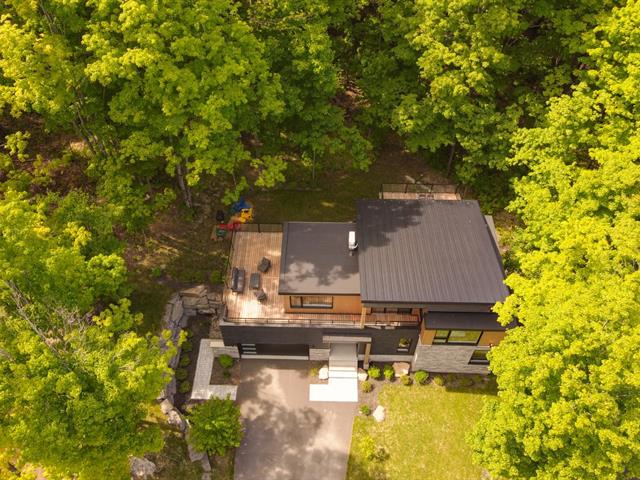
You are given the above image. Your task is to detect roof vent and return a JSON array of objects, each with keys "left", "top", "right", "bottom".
[{"left": 348, "top": 231, "right": 358, "bottom": 251}]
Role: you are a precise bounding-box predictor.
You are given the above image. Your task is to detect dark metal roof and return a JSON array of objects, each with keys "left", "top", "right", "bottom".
[
  {"left": 424, "top": 312, "right": 508, "bottom": 331},
  {"left": 356, "top": 199, "right": 509, "bottom": 304},
  {"left": 278, "top": 222, "right": 360, "bottom": 295}
]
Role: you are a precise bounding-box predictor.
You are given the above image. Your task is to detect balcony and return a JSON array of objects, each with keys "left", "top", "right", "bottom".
[{"left": 222, "top": 230, "right": 418, "bottom": 327}]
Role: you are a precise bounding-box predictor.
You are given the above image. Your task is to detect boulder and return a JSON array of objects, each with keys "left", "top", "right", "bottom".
[
  {"left": 373, "top": 405, "right": 385, "bottom": 423},
  {"left": 187, "top": 441, "right": 206, "bottom": 462},
  {"left": 130, "top": 457, "right": 156, "bottom": 479},
  {"left": 318, "top": 365, "right": 329, "bottom": 380},
  {"left": 357, "top": 368, "right": 368, "bottom": 382},
  {"left": 392, "top": 362, "right": 410, "bottom": 377},
  {"left": 201, "top": 454, "right": 212, "bottom": 472},
  {"left": 182, "top": 296, "right": 201, "bottom": 309},
  {"left": 181, "top": 285, "right": 207, "bottom": 298},
  {"left": 159, "top": 399, "right": 173, "bottom": 415},
  {"left": 167, "top": 409, "right": 187, "bottom": 432},
  {"left": 201, "top": 473, "right": 212, "bottom": 480}
]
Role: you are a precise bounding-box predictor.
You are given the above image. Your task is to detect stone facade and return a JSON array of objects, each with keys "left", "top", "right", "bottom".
[
  {"left": 309, "top": 348, "right": 330, "bottom": 361},
  {"left": 412, "top": 340, "right": 490, "bottom": 374}
]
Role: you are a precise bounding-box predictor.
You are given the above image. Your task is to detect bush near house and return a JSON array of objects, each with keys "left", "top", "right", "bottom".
[
  {"left": 189, "top": 398, "right": 243, "bottom": 456},
  {"left": 362, "top": 381, "right": 373, "bottom": 393},
  {"left": 414, "top": 371, "right": 429, "bottom": 385},
  {"left": 218, "top": 354, "right": 234, "bottom": 370},
  {"left": 179, "top": 381, "right": 191, "bottom": 394},
  {"left": 367, "top": 365, "right": 381, "bottom": 380},
  {"left": 179, "top": 355, "right": 191, "bottom": 367},
  {"left": 181, "top": 340, "right": 193, "bottom": 353},
  {"left": 433, "top": 375, "right": 445, "bottom": 386},
  {"left": 401, "top": 375, "right": 412, "bottom": 386},
  {"left": 383, "top": 365, "right": 394, "bottom": 381},
  {"left": 175, "top": 368, "right": 188, "bottom": 381},
  {"left": 360, "top": 405, "right": 371, "bottom": 416}
]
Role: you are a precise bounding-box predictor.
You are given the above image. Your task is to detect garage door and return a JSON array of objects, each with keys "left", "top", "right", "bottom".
[{"left": 239, "top": 343, "right": 309, "bottom": 359}]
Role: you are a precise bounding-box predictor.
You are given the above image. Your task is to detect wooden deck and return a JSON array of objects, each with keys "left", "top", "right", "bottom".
[{"left": 223, "top": 231, "right": 418, "bottom": 326}]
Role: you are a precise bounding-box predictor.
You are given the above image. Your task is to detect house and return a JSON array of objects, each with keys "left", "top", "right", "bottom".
[{"left": 218, "top": 198, "right": 510, "bottom": 374}]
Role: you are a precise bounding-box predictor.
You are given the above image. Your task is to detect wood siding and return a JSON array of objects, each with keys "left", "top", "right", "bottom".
[
  {"left": 284, "top": 295, "right": 362, "bottom": 314},
  {"left": 478, "top": 330, "right": 505, "bottom": 346}
]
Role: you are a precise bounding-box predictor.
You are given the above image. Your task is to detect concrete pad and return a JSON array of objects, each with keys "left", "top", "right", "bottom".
[{"left": 235, "top": 360, "right": 357, "bottom": 480}]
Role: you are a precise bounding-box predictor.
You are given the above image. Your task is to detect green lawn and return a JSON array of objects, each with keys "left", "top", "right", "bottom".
[{"left": 348, "top": 379, "right": 496, "bottom": 480}]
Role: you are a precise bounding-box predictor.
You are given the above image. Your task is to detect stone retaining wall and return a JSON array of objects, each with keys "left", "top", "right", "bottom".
[
  {"left": 210, "top": 339, "right": 240, "bottom": 359},
  {"left": 309, "top": 348, "right": 330, "bottom": 361}
]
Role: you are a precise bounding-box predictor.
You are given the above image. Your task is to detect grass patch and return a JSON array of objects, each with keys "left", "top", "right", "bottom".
[
  {"left": 129, "top": 276, "right": 173, "bottom": 335},
  {"left": 347, "top": 380, "right": 496, "bottom": 480}
]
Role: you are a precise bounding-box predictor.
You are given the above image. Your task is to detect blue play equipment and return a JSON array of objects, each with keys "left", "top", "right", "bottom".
[{"left": 230, "top": 197, "right": 251, "bottom": 214}]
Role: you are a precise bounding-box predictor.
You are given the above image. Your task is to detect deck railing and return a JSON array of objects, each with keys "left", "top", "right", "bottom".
[
  {"left": 381, "top": 183, "right": 464, "bottom": 196},
  {"left": 220, "top": 311, "right": 420, "bottom": 327}
]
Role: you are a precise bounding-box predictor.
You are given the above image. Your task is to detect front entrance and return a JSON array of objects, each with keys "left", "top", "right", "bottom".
[{"left": 239, "top": 343, "right": 309, "bottom": 359}]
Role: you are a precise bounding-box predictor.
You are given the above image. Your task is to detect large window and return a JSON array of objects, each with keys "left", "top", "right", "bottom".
[
  {"left": 432, "top": 330, "right": 481, "bottom": 345},
  {"left": 469, "top": 350, "right": 489, "bottom": 365},
  {"left": 290, "top": 296, "right": 333, "bottom": 309}
]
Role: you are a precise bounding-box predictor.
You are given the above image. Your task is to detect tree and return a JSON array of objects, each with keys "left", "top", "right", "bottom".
[
  {"left": 0, "top": 294, "right": 174, "bottom": 480},
  {"left": 469, "top": 2, "right": 640, "bottom": 478},
  {"left": 350, "top": 0, "right": 617, "bottom": 204},
  {"left": 188, "top": 397, "right": 243, "bottom": 456}
]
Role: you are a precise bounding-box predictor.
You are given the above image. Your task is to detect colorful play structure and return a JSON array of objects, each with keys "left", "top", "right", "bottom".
[{"left": 212, "top": 197, "right": 254, "bottom": 240}]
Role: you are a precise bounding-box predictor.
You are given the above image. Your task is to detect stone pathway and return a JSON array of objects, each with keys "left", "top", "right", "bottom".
[{"left": 191, "top": 339, "right": 238, "bottom": 401}]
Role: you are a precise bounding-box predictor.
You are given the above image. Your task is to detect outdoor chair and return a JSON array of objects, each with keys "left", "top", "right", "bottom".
[
  {"left": 257, "top": 257, "right": 271, "bottom": 273},
  {"left": 231, "top": 267, "right": 246, "bottom": 293},
  {"left": 249, "top": 272, "right": 261, "bottom": 290}
]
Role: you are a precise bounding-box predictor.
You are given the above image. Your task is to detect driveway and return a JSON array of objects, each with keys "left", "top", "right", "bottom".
[{"left": 234, "top": 360, "right": 357, "bottom": 480}]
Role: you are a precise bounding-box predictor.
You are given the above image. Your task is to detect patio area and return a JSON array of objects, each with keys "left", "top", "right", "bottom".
[{"left": 222, "top": 231, "right": 418, "bottom": 326}]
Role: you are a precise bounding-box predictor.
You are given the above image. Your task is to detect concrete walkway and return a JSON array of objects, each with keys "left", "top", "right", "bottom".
[
  {"left": 191, "top": 339, "right": 237, "bottom": 401},
  {"left": 309, "top": 344, "right": 358, "bottom": 402},
  {"left": 235, "top": 360, "right": 357, "bottom": 480}
]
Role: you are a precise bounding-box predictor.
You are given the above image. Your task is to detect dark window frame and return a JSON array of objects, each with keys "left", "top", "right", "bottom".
[
  {"left": 469, "top": 349, "right": 490, "bottom": 365},
  {"left": 289, "top": 295, "right": 333, "bottom": 309},
  {"left": 370, "top": 307, "right": 413, "bottom": 314},
  {"left": 431, "top": 330, "right": 482, "bottom": 345}
]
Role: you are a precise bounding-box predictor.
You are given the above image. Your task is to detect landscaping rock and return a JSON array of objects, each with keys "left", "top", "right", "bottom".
[
  {"left": 182, "top": 296, "right": 201, "bottom": 309},
  {"left": 373, "top": 405, "right": 386, "bottom": 423},
  {"left": 130, "top": 457, "right": 156, "bottom": 479},
  {"left": 201, "top": 454, "right": 212, "bottom": 472},
  {"left": 392, "top": 362, "right": 410, "bottom": 377},
  {"left": 187, "top": 441, "right": 206, "bottom": 462},
  {"left": 159, "top": 399, "right": 173, "bottom": 415},
  {"left": 318, "top": 365, "right": 329, "bottom": 380},
  {"left": 201, "top": 473, "right": 212, "bottom": 480},
  {"left": 357, "top": 368, "right": 368, "bottom": 382},
  {"left": 207, "top": 292, "right": 222, "bottom": 303},
  {"left": 167, "top": 409, "right": 187, "bottom": 432},
  {"left": 181, "top": 285, "right": 207, "bottom": 298}
]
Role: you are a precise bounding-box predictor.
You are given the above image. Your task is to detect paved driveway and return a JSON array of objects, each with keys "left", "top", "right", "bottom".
[{"left": 234, "top": 360, "right": 357, "bottom": 480}]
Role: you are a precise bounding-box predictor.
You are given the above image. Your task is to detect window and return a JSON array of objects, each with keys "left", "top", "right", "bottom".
[
  {"left": 397, "top": 337, "right": 412, "bottom": 353},
  {"left": 370, "top": 307, "right": 413, "bottom": 314},
  {"left": 371, "top": 307, "right": 385, "bottom": 314},
  {"left": 397, "top": 308, "right": 412, "bottom": 314},
  {"left": 290, "top": 296, "right": 333, "bottom": 309},
  {"left": 431, "top": 330, "right": 482, "bottom": 345},
  {"left": 469, "top": 350, "right": 489, "bottom": 365}
]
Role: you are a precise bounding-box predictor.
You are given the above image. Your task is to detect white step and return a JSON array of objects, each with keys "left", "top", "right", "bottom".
[{"left": 329, "top": 369, "right": 358, "bottom": 379}]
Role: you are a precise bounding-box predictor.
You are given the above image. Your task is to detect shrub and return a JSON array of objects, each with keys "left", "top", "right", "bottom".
[
  {"left": 359, "top": 435, "right": 387, "bottom": 461},
  {"left": 181, "top": 340, "right": 193, "bottom": 353},
  {"left": 310, "top": 366, "right": 319, "bottom": 378},
  {"left": 401, "top": 374, "right": 412, "bottom": 386},
  {"left": 217, "top": 354, "right": 234, "bottom": 370},
  {"left": 175, "top": 368, "right": 188, "bottom": 381},
  {"left": 179, "top": 380, "right": 191, "bottom": 393},
  {"left": 150, "top": 265, "right": 163, "bottom": 278},
  {"left": 361, "top": 380, "right": 373, "bottom": 393},
  {"left": 460, "top": 376, "right": 475, "bottom": 387},
  {"left": 367, "top": 365, "right": 381, "bottom": 380},
  {"left": 210, "top": 270, "right": 225, "bottom": 285},
  {"left": 360, "top": 404, "right": 371, "bottom": 415},
  {"left": 433, "top": 374, "right": 445, "bottom": 386},
  {"left": 179, "top": 355, "right": 191, "bottom": 367},
  {"left": 189, "top": 398, "right": 243, "bottom": 456},
  {"left": 383, "top": 364, "right": 394, "bottom": 381},
  {"left": 414, "top": 370, "right": 429, "bottom": 385},
  {"left": 185, "top": 329, "right": 194, "bottom": 338}
]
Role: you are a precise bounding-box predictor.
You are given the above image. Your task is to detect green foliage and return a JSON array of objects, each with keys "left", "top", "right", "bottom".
[
  {"left": 383, "top": 364, "right": 394, "bottom": 381},
  {"left": 217, "top": 354, "right": 234, "bottom": 370},
  {"left": 188, "top": 398, "right": 243, "bottom": 456},
  {"left": 0, "top": 190, "right": 127, "bottom": 313},
  {"left": 359, "top": 404, "right": 371, "bottom": 416},
  {"left": 0, "top": 296, "right": 174, "bottom": 480},
  {"left": 179, "top": 355, "right": 191, "bottom": 368},
  {"left": 175, "top": 368, "right": 188, "bottom": 381},
  {"left": 210, "top": 270, "right": 225, "bottom": 285},
  {"left": 470, "top": 3, "right": 640, "bottom": 478},
  {"left": 367, "top": 365, "right": 381, "bottom": 380},
  {"left": 401, "top": 374, "right": 412, "bottom": 386},
  {"left": 178, "top": 381, "right": 192, "bottom": 394},
  {"left": 359, "top": 434, "right": 387, "bottom": 462},
  {"left": 310, "top": 366, "right": 320, "bottom": 378},
  {"left": 433, "top": 375, "right": 445, "bottom": 387},
  {"left": 181, "top": 340, "right": 193, "bottom": 353},
  {"left": 361, "top": 380, "right": 373, "bottom": 393},
  {"left": 414, "top": 370, "right": 429, "bottom": 385}
]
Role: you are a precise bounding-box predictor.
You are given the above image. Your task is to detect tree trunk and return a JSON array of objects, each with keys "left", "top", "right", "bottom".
[
  {"left": 176, "top": 162, "right": 193, "bottom": 209},
  {"left": 446, "top": 141, "right": 457, "bottom": 176}
]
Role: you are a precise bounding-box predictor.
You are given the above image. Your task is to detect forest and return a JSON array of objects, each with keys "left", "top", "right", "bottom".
[{"left": 0, "top": 0, "right": 638, "bottom": 479}]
